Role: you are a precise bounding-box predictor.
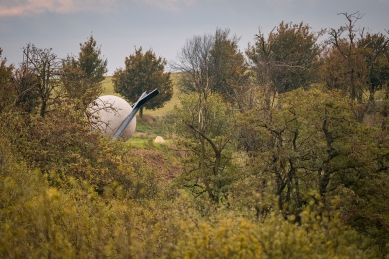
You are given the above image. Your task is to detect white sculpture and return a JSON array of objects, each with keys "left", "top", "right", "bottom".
[
  {"left": 90, "top": 95, "right": 136, "bottom": 141},
  {"left": 89, "top": 89, "right": 159, "bottom": 141}
]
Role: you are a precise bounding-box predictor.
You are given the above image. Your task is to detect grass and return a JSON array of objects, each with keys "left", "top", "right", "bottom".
[{"left": 101, "top": 77, "right": 120, "bottom": 96}]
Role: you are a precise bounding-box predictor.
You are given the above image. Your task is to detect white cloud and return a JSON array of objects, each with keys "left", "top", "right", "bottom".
[
  {"left": 138, "top": 0, "right": 196, "bottom": 12},
  {"left": 0, "top": 0, "right": 200, "bottom": 16},
  {"left": 0, "top": 0, "right": 117, "bottom": 17}
]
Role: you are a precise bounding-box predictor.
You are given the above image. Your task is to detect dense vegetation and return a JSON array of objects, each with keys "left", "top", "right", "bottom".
[{"left": 1, "top": 12, "right": 389, "bottom": 258}]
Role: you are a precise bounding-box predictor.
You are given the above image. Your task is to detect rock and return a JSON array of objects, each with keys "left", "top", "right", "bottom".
[{"left": 154, "top": 136, "right": 166, "bottom": 143}]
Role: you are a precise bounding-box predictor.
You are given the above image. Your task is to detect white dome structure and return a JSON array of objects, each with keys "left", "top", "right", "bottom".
[{"left": 90, "top": 95, "right": 136, "bottom": 141}]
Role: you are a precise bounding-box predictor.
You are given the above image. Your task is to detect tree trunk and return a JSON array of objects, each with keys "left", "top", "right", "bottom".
[
  {"left": 200, "top": 136, "right": 215, "bottom": 201},
  {"left": 40, "top": 99, "right": 47, "bottom": 117},
  {"left": 139, "top": 106, "right": 143, "bottom": 119}
]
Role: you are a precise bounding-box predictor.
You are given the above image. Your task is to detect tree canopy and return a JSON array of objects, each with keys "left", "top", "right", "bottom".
[
  {"left": 322, "top": 12, "right": 389, "bottom": 104},
  {"left": 0, "top": 48, "right": 15, "bottom": 112},
  {"left": 246, "top": 21, "right": 321, "bottom": 95},
  {"left": 112, "top": 47, "right": 173, "bottom": 117},
  {"left": 61, "top": 35, "right": 108, "bottom": 105}
]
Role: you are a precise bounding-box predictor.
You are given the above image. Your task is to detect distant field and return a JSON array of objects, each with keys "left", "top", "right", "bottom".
[
  {"left": 101, "top": 74, "right": 180, "bottom": 117},
  {"left": 101, "top": 77, "right": 120, "bottom": 96}
]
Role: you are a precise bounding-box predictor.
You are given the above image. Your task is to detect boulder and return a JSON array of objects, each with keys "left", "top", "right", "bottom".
[{"left": 154, "top": 136, "right": 166, "bottom": 143}]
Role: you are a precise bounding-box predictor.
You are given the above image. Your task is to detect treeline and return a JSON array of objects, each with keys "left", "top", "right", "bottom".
[{"left": 1, "top": 11, "right": 389, "bottom": 258}]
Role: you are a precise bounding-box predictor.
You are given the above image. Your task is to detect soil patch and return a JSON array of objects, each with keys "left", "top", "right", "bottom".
[{"left": 131, "top": 149, "right": 181, "bottom": 181}]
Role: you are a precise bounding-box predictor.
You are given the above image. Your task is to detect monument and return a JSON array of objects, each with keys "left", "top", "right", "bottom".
[{"left": 90, "top": 89, "right": 159, "bottom": 141}]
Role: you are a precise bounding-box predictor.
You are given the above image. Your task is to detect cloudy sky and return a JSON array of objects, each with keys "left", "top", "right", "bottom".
[{"left": 1, "top": 0, "right": 388, "bottom": 75}]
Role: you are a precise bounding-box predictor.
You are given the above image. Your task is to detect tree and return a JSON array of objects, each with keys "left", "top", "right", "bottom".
[
  {"left": 235, "top": 89, "right": 377, "bottom": 220},
  {"left": 233, "top": 87, "right": 389, "bottom": 254},
  {"left": 357, "top": 32, "right": 389, "bottom": 101},
  {"left": 112, "top": 47, "right": 173, "bottom": 118},
  {"left": 61, "top": 35, "right": 108, "bottom": 105},
  {"left": 321, "top": 12, "right": 389, "bottom": 123},
  {"left": 22, "top": 44, "right": 61, "bottom": 117},
  {"left": 319, "top": 43, "right": 350, "bottom": 92},
  {"left": 0, "top": 48, "right": 16, "bottom": 112},
  {"left": 246, "top": 22, "right": 321, "bottom": 98},
  {"left": 209, "top": 28, "right": 250, "bottom": 108},
  {"left": 0, "top": 48, "right": 13, "bottom": 85},
  {"left": 173, "top": 93, "right": 236, "bottom": 203},
  {"left": 173, "top": 28, "right": 250, "bottom": 108},
  {"left": 0, "top": 47, "right": 42, "bottom": 114},
  {"left": 12, "top": 65, "right": 40, "bottom": 113},
  {"left": 78, "top": 35, "right": 108, "bottom": 84},
  {"left": 172, "top": 32, "right": 214, "bottom": 96},
  {"left": 172, "top": 30, "right": 248, "bottom": 203},
  {"left": 325, "top": 12, "right": 389, "bottom": 103}
]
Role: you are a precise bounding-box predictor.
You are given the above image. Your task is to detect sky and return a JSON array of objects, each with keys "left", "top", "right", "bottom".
[{"left": 1, "top": 0, "right": 388, "bottom": 75}]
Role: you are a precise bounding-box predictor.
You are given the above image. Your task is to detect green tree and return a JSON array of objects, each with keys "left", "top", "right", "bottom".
[
  {"left": 78, "top": 35, "right": 107, "bottom": 84},
  {"left": 320, "top": 43, "right": 350, "bottom": 92},
  {"left": 236, "top": 89, "right": 372, "bottom": 218},
  {"left": 173, "top": 92, "right": 236, "bottom": 203},
  {"left": 113, "top": 47, "right": 173, "bottom": 118},
  {"left": 234, "top": 87, "right": 389, "bottom": 254},
  {"left": 0, "top": 48, "right": 16, "bottom": 112},
  {"left": 210, "top": 28, "right": 250, "bottom": 108},
  {"left": 357, "top": 32, "right": 389, "bottom": 101},
  {"left": 13, "top": 68, "right": 40, "bottom": 113},
  {"left": 246, "top": 22, "right": 321, "bottom": 99},
  {"left": 62, "top": 35, "right": 108, "bottom": 105}
]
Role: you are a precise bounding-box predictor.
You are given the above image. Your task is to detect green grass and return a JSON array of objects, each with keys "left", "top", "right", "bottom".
[
  {"left": 101, "top": 74, "right": 181, "bottom": 117},
  {"left": 101, "top": 76, "right": 119, "bottom": 96}
]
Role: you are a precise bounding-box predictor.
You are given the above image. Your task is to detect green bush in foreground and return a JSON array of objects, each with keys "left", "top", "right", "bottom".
[
  {"left": 0, "top": 88, "right": 385, "bottom": 258},
  {"left": 168, "top": 211, "right": 377, "bottom": 259},
  {"left": 0, "top": 141, "right": 380, "bottom": 258}
]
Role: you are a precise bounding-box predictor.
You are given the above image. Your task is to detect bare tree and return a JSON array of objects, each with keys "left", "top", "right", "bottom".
[
  {"left": 172, "top": 28, "right": 249, "bottom": 109},
  {"left": 327, "top": 12, "right": 366, "bottom": 103},
  {"left": 171, "top": 32, "right": 214, "bottom": 97},
  {"left": 22, "top": 44, "right": 62, "bottom": 117}
]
